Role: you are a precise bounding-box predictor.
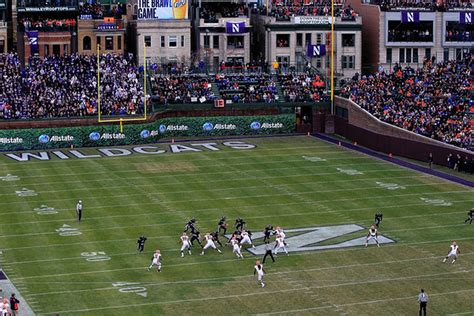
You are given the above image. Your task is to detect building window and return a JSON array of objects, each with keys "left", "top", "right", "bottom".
[
  {"left": 455, "top": 48, "right": 462, "bottom": 61},
  {"left": 181, "top": 35, "right": 185, "bottom": 47},
  {"left": 316, "top": 58, "right": 321, "bottom": 68},
  {"left": 443, "top": 48, "right": 449, "bottom": 61},
  {"left": 342, "top": 55, "right": 355, "bottom": 69},
  {"left": 213, "top": 35, "right": 219, "bottom": 49},
  {"left": 386, "top": 48, "right": 392, "bottom": 63},
  {"left": 276, "top": 34, "right": 290, "bottom": 47},
  {"left": 105, "top": 36, "right": 113, "bottom": 50},
  {"left": 83, "top": 36, "right": 91, "bottom": 51},
  {"left": 296, "top": 33, "right": 302, "bottom": 47},
  {"left": 406, "top": 48, "right": 412, "bottom": 63},
  {"left": 305, "top": 33, "right": 311, "bottom": 46},
  {"left": 203, "top": 35, "right": 210, "bottom": 48},
  {"left": 399, "top": 48, "right": 405, "bottom": 63},
  {"left": 169, "top": 36, "right": 177, "bottom": 47},
  {"left": 342, "top": 34, "right": 355, "bottom": 47},
  {"left": 316, "top": 33, "right": 322, "bottom": 44},
  {"left": 97, "top": 36, "right": 101, "bottom": 48},
  {"left": 44, "top": 45, "right": 49, "bottom": 56},
  {"left": 63, "top": 44, "right": 68, "bottom": 55},
  {"left": 413, "top": 48, "right": 418, "bottom": 63},
  {"left": 160, "top": 36, "right": 165, "bottom": 48},
  {"left": 144, "top": 36, "right": 151, "bottom": 47},
  {"left": 424, "top": 48, "right": 431, "bottom": 59},
  {"left": 118, "top": 35, "right": 122, "bottom": 50},
  {"left": 227, "top": 36, "right": 244, "bottom": 49}
]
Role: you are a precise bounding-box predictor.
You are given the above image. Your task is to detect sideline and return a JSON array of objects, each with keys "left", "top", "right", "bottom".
[{"left": 313, "top": 134, "right": 474, "bottom": 188}]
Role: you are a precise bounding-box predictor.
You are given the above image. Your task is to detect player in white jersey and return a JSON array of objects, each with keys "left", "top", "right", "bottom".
[
  {"left": 254, "top": 260, "right": 266, "bottom": 288},
  {"left": 443, "top": 241, "right": 460, "bottom": 264},
  {"left": 275, "top": 227, "right": 287, "bottom": 245},
  {"left": 201, "top": 233, "right": 222, "bottom": 255},
  {"left": 273, "top": 235, "right": 288, "bottom": 256},
  {"left": 365, "top": 225, "right": 380, "bottom": 248},
  {"left": 240, "top": 230, "right": 255, "bottom": 248},
  {"left": 180, "top": 233, "right": 192, "bottom": 257},
  {"left": 230, "top": 237, "right": 243, "bottom": 259},
  {"left": 147, "top": 250, "right": 162, "bottom": 272}
]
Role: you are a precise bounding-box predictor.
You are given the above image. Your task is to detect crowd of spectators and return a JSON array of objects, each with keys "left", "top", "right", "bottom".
[
  {"left": 387, "top": 27, "right": 433, "bottom": 42},
  {"left": 19, "top": 18, "right": 76, "bottom": 32},
  {"left": 279, "top": 73, "right": 328, "bottom": 102},
  {"left": 0, "top": 53, "right": 145, "bottom": 119},
  {"left": 376, "top": 0, "right": 472, "bottom": 11},
  {"left": 216, "top": 73, "right": 278, "bottom": 103},
  {"left": 341, "top": 57, "right": 472, "bottom": 149},
  {"left": 446, "top": 153, "right": 473, "bottom": 173},
  {"left": 255, "top": 0, "right": 357, "bottom": 21},
  {"left": 79, "top": 1, "right": 125, "bottom": 19},
  {"left": 446, "top": 28, "right": 473, "bottom": 42},
  {"left": 150, "top": 75, "right": 215, "bottom": 104},
  {"left": 200, "top": 3, "right": 248, "bottom": 22}
]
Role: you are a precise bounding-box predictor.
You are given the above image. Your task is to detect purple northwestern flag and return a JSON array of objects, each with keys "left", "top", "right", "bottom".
[
  {"left": 307, "top": 44, "right": 326, "bottom": 58},
  {"left": 401, "top": 11, "right": 420, "bottom": 23},
  {"left": 27, "top": 31, "right": 39, "bottom": 55},
  {"left": 460, "top": 12, "right": 472, "bottom": 24},
  {"left": 226, "top": 22, "right": 245, "bottom": 34}
]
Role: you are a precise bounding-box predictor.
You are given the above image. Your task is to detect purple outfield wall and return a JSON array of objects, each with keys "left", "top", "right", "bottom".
[{"left": 334, "top": 96, "right": 473, "bottom": 167}]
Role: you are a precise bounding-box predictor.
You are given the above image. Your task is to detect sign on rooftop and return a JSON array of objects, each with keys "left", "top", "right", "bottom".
[{"left": 294, "top": 16, "right": 333, "bottom": 25}]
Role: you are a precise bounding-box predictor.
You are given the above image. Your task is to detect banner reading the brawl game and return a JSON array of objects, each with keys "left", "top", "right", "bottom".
[
  {"left": 0, "top": 114, "right": 295, "bottom": 151},
  {"left": 137, "top": 0, "right": 188, "bottom": 20}
]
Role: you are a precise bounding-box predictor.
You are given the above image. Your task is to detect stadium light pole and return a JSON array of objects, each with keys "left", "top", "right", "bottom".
[
  {"left": 97, "top": 44, "right": 101, "bottom": 122},
  {"left": 330, "top": 0, "right": 335, "bottom": 116}
]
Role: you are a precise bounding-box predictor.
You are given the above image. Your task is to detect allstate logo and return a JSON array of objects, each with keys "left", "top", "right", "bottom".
[
  {"left": 250, "top": 121, "right": 261, "bottom": 130},
  {"left": 203, "top": 122, "right": 213, "bottom": 131},
  {"left": 38, "top": 134, "right": 50, "bottom": 144},
  {"left": 140, "top": 130, "right": 150, "bottom": 139},
  {"left": 89, "top": 132, "right": 101, "bottom": 141},
  {"left": 159, "top": 125, "right": 167, "bottom": 134}
]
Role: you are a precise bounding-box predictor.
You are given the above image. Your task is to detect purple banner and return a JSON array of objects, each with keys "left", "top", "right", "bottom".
[
  {"left": 401, "top": 11, "right": 420, "bottom": 23},
  {"left": 460, "top": 12, "right": 472, "bottom": 24},
  {"left": 27, "top": 31, "right": 39, "bottom": 55},
  {"left": 307, "top": 44, "right": 326, "bottom": 57},
  {"left": 226, "top": 22, "right": 245, "bottom": 34}
]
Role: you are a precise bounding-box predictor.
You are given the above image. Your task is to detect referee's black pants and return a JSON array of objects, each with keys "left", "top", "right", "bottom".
[
  {"left": 419, "top": 302, "right": 427, "bottom": 316},
  {"left": 262, "top": 250, "right": 275, "bottom": 264}
]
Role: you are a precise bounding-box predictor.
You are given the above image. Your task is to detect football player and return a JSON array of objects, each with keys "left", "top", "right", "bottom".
[
  {"left": 180, "top": 233, "right": 192, "bottom": 257},
  {"left": 254, "top": 260, "right": 266, "bottom": 288},
  {"left": 201, "top": 233, "right": 222, "bottom": 255},
  {"left": 147, "top": 250, "right": 162, "bottom": 272},
  {"left": 365, "top": 225, "right": 380, "bottom": 248},
  {"left": 443, "top": 241, "right": 460, "bottom": 264}
]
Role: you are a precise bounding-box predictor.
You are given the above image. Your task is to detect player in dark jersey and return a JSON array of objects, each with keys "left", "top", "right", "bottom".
[
  {"left": 211, "top": 231, "right": 223, "bottom": 247},
  {"left": 464, "top": 208, "right": 474, "bottom": 224},
  {"left": 235, "top": 217, "right": 246, "bottom": 231},
  {"left": 184, "top": 218, "right": 196, "bottom": 232},
  {"left": 190, "top": 229, "right": 203, "bottom": 248},
  {"left": 263, "top": 224, "right": 274, "bottom": 242},
  {"left": 374, "top": 211, "right": 383, "bottom": 227},
  {"left": 137, "top": 235, "right": 147, "bottom": 253},
  {"left": 217, "top": 217, "right": 228, "bottom": 235}
]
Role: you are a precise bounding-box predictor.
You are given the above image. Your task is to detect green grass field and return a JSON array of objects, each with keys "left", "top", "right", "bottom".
[{"left": 0, "top": 136, "right": 473, "bottom": 315}]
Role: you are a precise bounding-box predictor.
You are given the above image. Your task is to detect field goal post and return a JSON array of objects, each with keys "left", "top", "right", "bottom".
[{"left": 97, "top": 43, "right": 148, "bottom": 132}]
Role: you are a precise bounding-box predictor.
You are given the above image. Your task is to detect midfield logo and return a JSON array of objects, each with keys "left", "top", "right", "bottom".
[{"left": 241, "top": 224, "right": 395, "bottom": 256}]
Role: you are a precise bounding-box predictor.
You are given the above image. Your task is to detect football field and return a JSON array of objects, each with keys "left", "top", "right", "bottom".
[{"left": 0, "top": 135, "right": 473, "bottom": 315}]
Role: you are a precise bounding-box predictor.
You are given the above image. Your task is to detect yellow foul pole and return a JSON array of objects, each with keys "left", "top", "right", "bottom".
[
  {"left": 330, "top": 0, "right": 335, "bottom": 115},
  {"left": 97, "top": 44, "right": 101, "bottom": 122},
  {"left": 144, "top": 39, "right": 147, "bottom": 119}
]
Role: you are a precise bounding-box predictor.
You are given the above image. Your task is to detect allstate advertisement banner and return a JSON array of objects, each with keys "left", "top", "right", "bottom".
[
  {"left": 137, "top": 0, "right": 188, "bottom": 20},
  {"left": 0, "top": 114, "right": 294, "bottom": 151}
]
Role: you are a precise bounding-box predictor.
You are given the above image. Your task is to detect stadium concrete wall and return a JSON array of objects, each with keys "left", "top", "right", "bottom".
[
  {"left": 0, "top": 114, "right": 295, "bottom": 151},
  {"left": 334, "top": 96, "right": 473, "bottom": 166}
]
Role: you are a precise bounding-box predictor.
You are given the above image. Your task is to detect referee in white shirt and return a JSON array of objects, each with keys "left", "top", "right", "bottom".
[
  {"left": 417, "top": 289, "right": 428, "bottom": 316},
  {"left": 76, "top": 200, "right": 83, "bottom": 222}
]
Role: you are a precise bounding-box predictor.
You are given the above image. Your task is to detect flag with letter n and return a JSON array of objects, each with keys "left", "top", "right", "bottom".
[
  {"left": 307, "top": 44, "right": 326, "bottom": 58},
  {"left": 460, "top": 12, "right": 472, "bottom": 24},
  {"left": 27, "top": 31, "right": 39, "bottom": 55},
  {"left": 226, "top": 22, "right": 245, "bottom": 34},
  {"left": 401, "top": 11, "right": 420, "bottom": 23}
]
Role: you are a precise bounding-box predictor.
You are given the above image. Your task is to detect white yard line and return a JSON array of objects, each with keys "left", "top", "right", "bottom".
[
  {"left": 44, "top": 271, "right": 473, "bottom": 314},
  {"left": 255, "top": 289, "right": 474, "bottom": 316},
  {"left": 0, "top": 201, "right": 470, "bottom": 239},
  {"left": 13, "top": 242, "right": 474, "bottom": 281}
]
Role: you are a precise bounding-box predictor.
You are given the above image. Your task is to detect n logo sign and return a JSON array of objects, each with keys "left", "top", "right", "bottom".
[{"left": 239, "top": 224, "right": 395, "bottom": 256}]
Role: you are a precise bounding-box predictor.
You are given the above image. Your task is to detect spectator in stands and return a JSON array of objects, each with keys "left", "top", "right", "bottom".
[
  {"left": 0, "top": 53, "right": 145, "bottom": 119},
  {"left": 341, "top": 57, "right": 472, "bottom": 149},
  {"left": 150, "top": 75, "right": 215, "bottom": 104}
]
